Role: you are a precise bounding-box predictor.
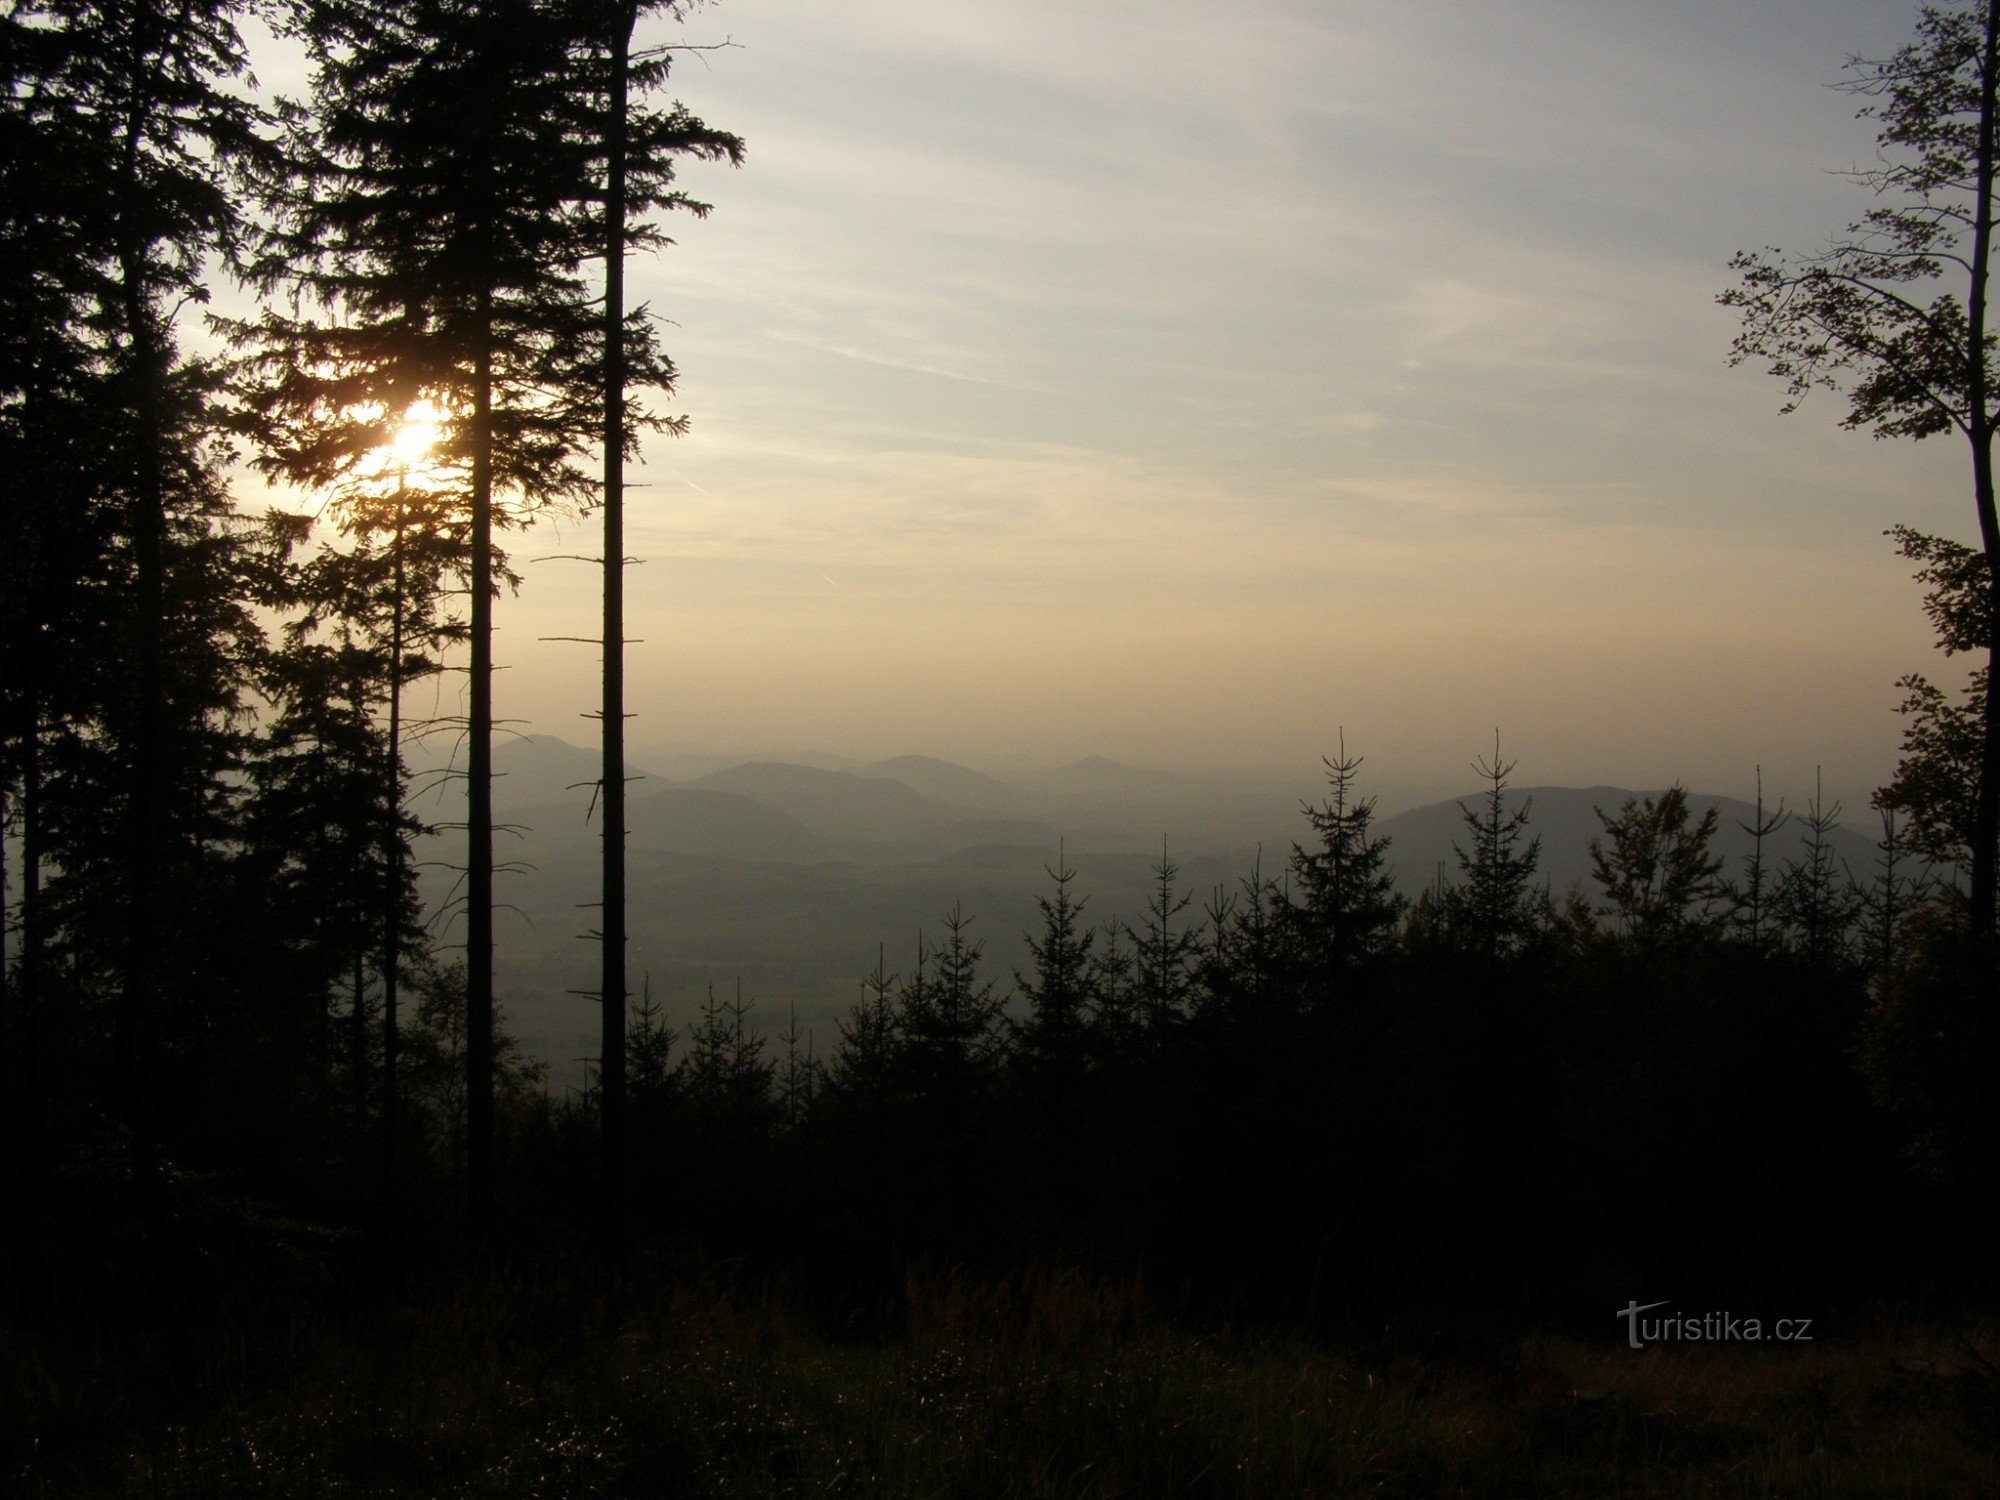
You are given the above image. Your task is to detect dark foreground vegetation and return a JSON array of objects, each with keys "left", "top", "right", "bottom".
[
  {"left": 6, "top": 1263, "right": 1997, "bottom": 1498},
  {"left": 5, "top": 742, "right": 1998, "bottom": 1493}
]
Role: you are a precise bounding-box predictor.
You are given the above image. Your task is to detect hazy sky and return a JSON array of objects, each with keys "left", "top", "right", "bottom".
[{"left": 320, "top": 2, "right": 1983, "bottom": 809}]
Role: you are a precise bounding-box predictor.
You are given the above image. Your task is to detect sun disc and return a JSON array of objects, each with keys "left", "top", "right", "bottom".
[{"left": 389, "top": 399, "right": 443, "bottom": 469}]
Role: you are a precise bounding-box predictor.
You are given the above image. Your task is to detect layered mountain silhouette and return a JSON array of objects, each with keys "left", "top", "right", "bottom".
[
  {"left": 466, "top": 737, "right": 1898, "bottom": 884},
  {"left": 859, "top": 754, "right": 1022, "bottom": 811},
  {"left": 684, "top": 762, "right": 985, "bottom": 845}
]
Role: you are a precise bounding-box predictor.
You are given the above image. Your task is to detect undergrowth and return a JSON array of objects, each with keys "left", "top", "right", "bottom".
[{"left": 4, "top": 1263, "right": 1993, "bottom": 1498}]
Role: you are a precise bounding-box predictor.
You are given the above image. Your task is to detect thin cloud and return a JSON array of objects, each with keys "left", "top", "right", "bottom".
[{"left": 762, "top": 327, "right": 1023, "bottom": 388}]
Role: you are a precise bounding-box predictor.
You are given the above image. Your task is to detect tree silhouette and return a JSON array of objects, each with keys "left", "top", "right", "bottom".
[
  {"left": 1011, "top": 850, "right": 1103, "bottom": 1094},
  {"left": 1875, "top": 525, "right": 1990, "bottom": 877},
  {"left": 890, "top": 907, "right": 1001, "bottom": 1244},
  {"left": 1588, "top": 786, "right": 1726, "bottom": 945},
  {"left": 401, "top": 954, "right": 547, "bottom": 1212},
  {"left": 828, "top": 945, "right": 900, "bottom": 1240},
  {"left": 1731, "top": 767, "right": 1790, "bottom": 949},
  {"left": 240, "top": 510, "right": 454, "bottom": 1208},
  {"left": 1725, "top": 0, "right": 2000, "bottom": 931},
  {"left": 1193, "top": 850, "right": 1294, "bottom": 1021},
  {"left": 678, "top": 981, "right": 775, "bottom": 1232},
  {"left": 3, "top": 0, "right": 275, "bottom": 1195},
  {"left": 904, "top": 904, "right": 1002, "bottom": 1106},
  {"left": 1446, "top": 732, "right": 1543, "bottom": 963},
  {"left": 240, "top": 581, "right": 387, "bottom": 1107},
  {"left": 1121, "top": 842, "right": 1202, "bottom": 1038},
  {"left": 626, "top": 975, "right": 678, "bottom": 1115},
  {"left": 1288, "top": 734, "right": 1402, "bottom": 980},
  {"left": 1858, "top": 808, "right": 1934, "bottom": 985},
  {"left": 0, "top": 10, "right": 120, "bottom": 1202},
  {"left": 1772, "top": 771, "right": 1865, "bottom": 969}
]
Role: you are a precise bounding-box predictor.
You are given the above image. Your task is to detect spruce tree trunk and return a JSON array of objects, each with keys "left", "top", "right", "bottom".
[
  {"left": 1978, "top": 544, "right": 1999, "bottom": 936},
  {"left": 111, "top": 0, "right": 173, "bottom": 1211},
  {"left": 352, "top": 684, "right": 370, "bottom": 1132},
  {"left": 381, "top": 501, "right": 405, "bottom": 1220},
  {"left": 352, "top": 941, "right": 367, "bottom": 1127},
  {"left": 1, "top": 780, "right": 7, "bottom": 1066},
  {"left": 315, "top": 763, "right": 333, "bottom": 1088},
  {"left": 16, "top": 710, "right": 46, "bottom": 1205},
  {"left": 600, "top": 0, "right": 637, "bottom": 1249},
  {"left": 115, "top": 250, "right": 165, "bottom": 1206},
  {"left": 467, "top": 294, "right": 496, "bottom": 1236}
]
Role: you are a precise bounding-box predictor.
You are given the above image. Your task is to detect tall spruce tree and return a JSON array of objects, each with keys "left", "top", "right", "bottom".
[
  {"left": 1, "top": 8, "right": 114, "bottom": 1202},
  {"left": 4, "top": 0, "right": 272, "bottom": 1192}
]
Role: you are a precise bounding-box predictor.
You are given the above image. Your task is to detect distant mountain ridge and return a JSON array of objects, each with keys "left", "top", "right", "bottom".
[
  {"left": 685, "top": 761, "right": 981, "bottom": 844},
  {"left": 476, "top": 740, "right": 1895, "bottom": 892},
  {"left": 859, "top": 755, "right": 1022, "bottom": 811}
]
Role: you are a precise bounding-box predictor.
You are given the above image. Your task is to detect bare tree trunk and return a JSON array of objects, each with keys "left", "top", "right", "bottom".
[
  {"left": 1969, "top": 0, "right": 2000, "bottom": 938},
  {"left": 599, "top": 0, "right": 638, "bottom": 1251}
]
